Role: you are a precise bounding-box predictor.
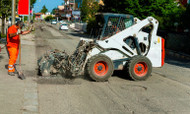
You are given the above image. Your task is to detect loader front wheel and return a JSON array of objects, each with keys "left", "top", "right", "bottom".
[
  {"left": 127, "top": 56, "right": 152, "bottom": 81},
  {"left": 86, "top": 54, "right": 114, "bottom": 82}
]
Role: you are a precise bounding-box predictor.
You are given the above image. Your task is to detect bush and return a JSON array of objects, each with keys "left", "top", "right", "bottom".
[
  {"left": 101, "top": 0, "right": 184, "bottom": 30},
  {"left": 86, "top": 18, "right": 96, "bottom": 34},
  {"left": 81, "top": 0, "right": 99, "bottom": 22},
  {"left": 0, "top": 34, "right": 6, "bottom": 38},
  {"left": 45, "top": 15, "right": 53, "bottom": 22}
]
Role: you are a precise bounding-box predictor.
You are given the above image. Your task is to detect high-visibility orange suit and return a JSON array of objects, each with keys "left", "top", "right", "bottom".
[{"left": 7, "top": 25, "right": 20, "bottom": 73}]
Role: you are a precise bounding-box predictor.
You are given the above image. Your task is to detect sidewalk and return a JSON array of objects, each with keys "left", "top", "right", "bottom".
[{"left": 0, "top": 33, "right": 39, "bottom": 114}]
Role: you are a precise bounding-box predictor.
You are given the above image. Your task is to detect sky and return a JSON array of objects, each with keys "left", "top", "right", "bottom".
[{"left": 33, "top": 0, "right": 64, "bottom": 13}]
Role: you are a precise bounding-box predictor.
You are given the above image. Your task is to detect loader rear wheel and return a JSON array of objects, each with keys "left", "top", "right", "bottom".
[
  {"left": 86, "top": 54, "right": 114, "bottom": 82},
  {"left": 127, "top": 56, "right": 152, "bottom": 81}
]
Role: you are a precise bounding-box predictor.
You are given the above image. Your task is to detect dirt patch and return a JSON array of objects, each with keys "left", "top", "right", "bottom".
[
  {"left": 36, "top": 76, "right": 82, "bottom": 85},
  {"left": 24, "top": 70, "right": 38, "bottom": 77}
]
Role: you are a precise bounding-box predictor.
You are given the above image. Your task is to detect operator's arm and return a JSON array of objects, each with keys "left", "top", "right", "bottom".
[
  {"left": 21, "top": 25, "right": 33, "bottom": 35},
  {"left": 9, "top": 25, "right": 33, "bottom": 37},
  {"left": 21, "top": 30, "right": 31, "bottom": 35},
  {"left": 9, "top": 29, "right": 31, "bottom": 37}
]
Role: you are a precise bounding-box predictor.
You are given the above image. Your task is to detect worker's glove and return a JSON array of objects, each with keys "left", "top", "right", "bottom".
[{"left": 17, "top": 29, "right": 21, "bottom": 35}]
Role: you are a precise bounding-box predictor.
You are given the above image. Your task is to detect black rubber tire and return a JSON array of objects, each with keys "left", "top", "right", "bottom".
[
  {"left": 85, "top": 54, "right": 114, "bottom": 82},
  {"left": 127, "top": 55, "right": 152, "bottom": 81}
]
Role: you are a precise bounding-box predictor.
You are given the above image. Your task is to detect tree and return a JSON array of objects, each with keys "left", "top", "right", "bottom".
[
  {"left": 44, "top": 15, "right": 53, "bottom": 21},
  {"left": 81, "top": 0, "right": 100, "bottom": 22},
  {"left": 51, "top": 8, "right": 57, "bottom": 15},
  {"left": 40, "top": 5, "right": 48, "bottom": 14},
  {"left": 0, "top": 0, "right": 36, "bottom": 35},
  {"left": 31, "top": 0, "right": 36, "bottom": 7},
  {"left": 101, "top": 0, "right": 183, "bottom": 30},
  {"left": 0, "top": 0, "right": 12, "bottom": 35},
  {"left": 81, "top": 0, "right": 100, "bottom": 34}
]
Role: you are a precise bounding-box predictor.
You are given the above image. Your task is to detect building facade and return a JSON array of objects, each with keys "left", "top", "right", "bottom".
[
  {"left": 53, "top": 0, "right": 104, "bottom": 21},
  {"left": 55, "top": 5, "right": 66, "bottom": 19},
  {"left": 64, "top": 0, "right": 76, "bottom": 20}
]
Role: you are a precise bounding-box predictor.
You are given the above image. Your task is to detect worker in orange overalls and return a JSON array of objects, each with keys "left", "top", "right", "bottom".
[{"left": 7, "top": 21, "right": 31, "bottom": 76}]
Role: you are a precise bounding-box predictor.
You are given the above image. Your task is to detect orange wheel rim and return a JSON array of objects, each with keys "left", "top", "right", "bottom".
[
  {"left": 94, "top": 61, "right": 109, "bottom": 76},
  {"left": 134, "top": 62, "right": 148, "bottom": 77}
]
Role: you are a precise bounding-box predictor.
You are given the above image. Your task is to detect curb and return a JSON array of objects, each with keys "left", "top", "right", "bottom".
[
  {"left": 21, "top": 78, "right": 39, "bottom": 114},
  {"left": 165, "top": 49, "right": 190, "bottom": 61}
]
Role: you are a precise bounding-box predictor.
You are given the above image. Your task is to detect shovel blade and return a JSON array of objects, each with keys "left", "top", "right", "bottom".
[{"left": 18, "top": 72, "right": 26, "bottom": 80}]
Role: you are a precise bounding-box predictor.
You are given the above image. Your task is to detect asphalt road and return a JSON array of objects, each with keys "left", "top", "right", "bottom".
[{"left": 34, "top": 22, "right": 190, "bottom": 114}]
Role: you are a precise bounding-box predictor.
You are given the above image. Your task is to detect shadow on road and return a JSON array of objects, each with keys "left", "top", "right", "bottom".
[
  {"left": 69, "top": 32, "right": 90, "bottom": 39},
  {"left": 165, "top": 56, "right": 190, "bottom": 68},
  {"left": 35, "top": 70, "right": 134, "bottom": 85},
  {"left": 112, "top": 70, "right": 133, "bottom": 81},
  {"left": 0, "top": 55, "right": 4, "bottom": 61},
  {"left": 4, "top": 64, "right": 8, "bottom": 69}
]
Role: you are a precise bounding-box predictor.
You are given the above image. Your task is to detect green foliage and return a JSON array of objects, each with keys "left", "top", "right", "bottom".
[
  {"left": 40, "top": 5, "right": 48, "bottom": 14},
  {"left": 51, "top": 8, "right": 56, "bottom": 15},
  {"left": 86, "top": 17, "right": 96, "bottom": 34},
  {"left": 102, "top": 0, "right": 183, "bottom": 30},
  {"left": 0, "top": 0, "right": 12, "bottom": 35},
  {"left": 33, "top": 13, "right": 36, "bottom": 20},
  {"left": 24, "top": 16, "right": 28, "bottom": 21},
  {"left": 81, "top": 0, "right": 100, "bottom": 22},
  {"left": 0, "top": 0, "right": 36, "bottom": 35},
  {"left": 0, "top": 0, "right": 12, "bottom": 17},
  {"left": 31, "top": 0, "right": 36, "bottom": 6},
  {"left": 45, "top": 15, "right": 53, "bottom": 21},
  {"left": 0, "top": 34, "right": 6, "bottom": 38}
]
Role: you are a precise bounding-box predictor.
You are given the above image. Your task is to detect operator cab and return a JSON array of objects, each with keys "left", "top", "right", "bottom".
[{"left": 90, "top": 13, "right": 134, "bottom": 40}]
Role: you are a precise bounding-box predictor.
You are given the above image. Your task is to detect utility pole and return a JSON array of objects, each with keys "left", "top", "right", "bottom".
[
  {"left": 74, "top": 0, "right": 75, "bottom": 10},
  {"left": 11, "top": 0, "right": 16, "bottom": 25},
  {"left": 28, "top": 0, "right": 31, "bottom": 22}
]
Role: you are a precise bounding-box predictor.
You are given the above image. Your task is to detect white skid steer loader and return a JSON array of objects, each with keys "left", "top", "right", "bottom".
[{"left": 38, "top": 13, "right": 165, "bottom": 81}]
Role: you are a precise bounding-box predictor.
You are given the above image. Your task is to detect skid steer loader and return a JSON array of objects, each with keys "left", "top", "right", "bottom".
[{"left": 38, "top": 13, "right": 165, "bottom": 81}]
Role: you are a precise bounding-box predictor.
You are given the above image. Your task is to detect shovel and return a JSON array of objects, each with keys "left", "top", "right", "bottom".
[{"left": 17, "top": 38, "right": 25, "bottom": 80}]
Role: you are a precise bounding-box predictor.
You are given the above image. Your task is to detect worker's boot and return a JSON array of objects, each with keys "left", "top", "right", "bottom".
[{"left": 8, "top": 72, "right": 15, "bottom": 76}]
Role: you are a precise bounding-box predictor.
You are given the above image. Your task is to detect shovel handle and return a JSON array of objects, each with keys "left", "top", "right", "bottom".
[{"left": 19, "top": 35, "right": 21, "bottom": 70}]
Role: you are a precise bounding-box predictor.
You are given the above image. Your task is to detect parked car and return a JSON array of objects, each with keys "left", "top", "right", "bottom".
[
  {"left": 59, "top": 23, "right": 69, "bottom": 31},
  {"left": 51, "top": 20, "right": 57, "bottom": 25},
  {"left": 59, "top": 20, "right": 66, "bottom": 24}
]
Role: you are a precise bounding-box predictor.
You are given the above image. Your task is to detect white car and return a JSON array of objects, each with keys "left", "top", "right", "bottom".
[
  {"left": 59, "top": 24, "right": 69, "bottom": 31},
  {"left": 59, "top": 20, "right": 65, "bottom": 24},
  {"left": 51, "top": 20, "right": 57, "bottom": 25}
]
